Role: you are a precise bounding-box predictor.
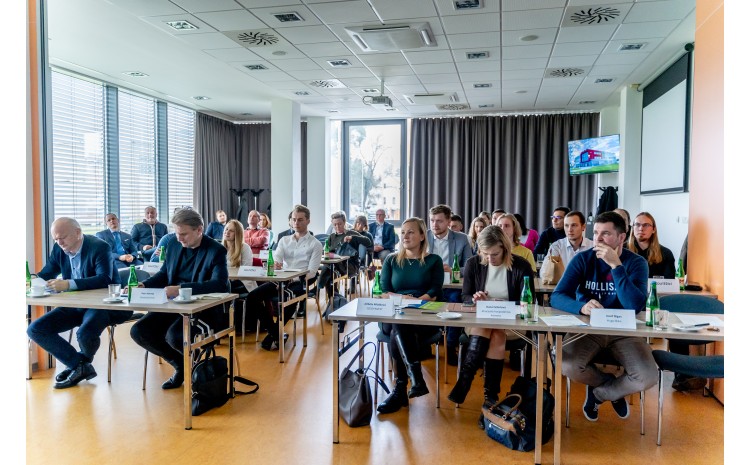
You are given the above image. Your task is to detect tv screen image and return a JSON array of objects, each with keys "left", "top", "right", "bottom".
[{"left": 567, "top": 134, "right": 620, "bottom": 175}]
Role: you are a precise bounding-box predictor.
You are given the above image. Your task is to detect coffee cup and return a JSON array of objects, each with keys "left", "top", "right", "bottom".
[
  {"left": 30, "top": 285, "right": 46, "bottom": 297},
  {"left": 178, "top": 288, "right": 193, "bottom": 301}
]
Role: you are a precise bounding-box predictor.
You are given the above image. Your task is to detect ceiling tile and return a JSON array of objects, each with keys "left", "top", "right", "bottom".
[
  {"left": 277, "top": 25, "right": 341, "bottom": 44},
  {"left": 246, "top": 71, "right": 296, "bottom": 82},
  {"left": 624, "top": 0, "right": 695, "bottom": 23},
  {"left": 175, "top": 32, "right": 241, "bottom": 49},
  {"left": 501, "top": 28, "right": 558, "bottom": 46},
  {"left": 250, "top": 44, "right": 309, "bottom": 60},
  {"left": 273, "top": 81, "right": 312, "bottom": 90},
  {"left": 311, "top": 55, "right": 365, "bottom": 68},
  {"left": 140, "top": 14, "right": 216, "bottom": 34},
  {"left": 446, "top": 32, "right": 501, "bottom": 49},
  {"left": 380, "top": 74, "right": 420, "bottom": 84},
  {"left": 594, "top": 51, "right": 650, "bottom": 66},
  {"left": 369, "top": 0, "right": 439, "bottom": 21},
  {"left": 502, "top": 44, "right": 553, "bottom": 59},
  {"left": 541, "top": 76, "right": 585, "bottom": 87},
  {"left": 296, "top": 42, "right": 354, "bottom": 57},
  {"left": 286, "top": 69, "right": 335, "bottom": 80},
  {"left": 441, "top": 13, "right": 500, "bottom": 34},
  {"left": 358, "top": 53, "right": 409, "bottom": 67},
  {"left": 502, "top": 78, "right": 542, "bottom": 89},
  {"left": 327, "top": 67, "right": 377, "bottom": 78},
  {"left": 203, "top": 47, "right": 260, "bottom": 62},
  {"left": 109, "top": 0, "right": 185, "bottom": 16},
  {"left": 271, "top": 58, "right": 325, "bottom": 71},
  {"left": 503, "top": 0, "right": 567, "bottom": 11},
  {"left": 236, "top": 0, "right": 304, "bottom": 8},
  {"left": 590, "top": 63, "right": 638, "bottom": 75},
  {"left": 612, "top": 20, "right": 680, "bottom": 40},
  {"left": 547, "top": 55, "right": 598, "bottom": 67},
  {"left": 502, "top": 69, "right": 545, "bottom": 80},
  {"left": 538, "top": 86, "right": 577, "bottom": 99},
  {"left": 386, "top": 84, "right": 428, "bottom": 93},
  {"left": 552, "top": 41, "right": 607, "bottom": 57},
  {"left": 411, "top": 63, "right": 455, "bottom": 75},
  {"left": 369, "top": 64, "right": 418, "bottom": 76},
  {"left": 434, "top": 0, "right": 501, "bottom": 16},
  {"left": 194, "top": 10, "right": 267, "bottom": 31},
  {"left": 456, "top": 61, "right": 501, "bottom": 73},
  {"left": 502, "top": 58, "right": 548, "bottom": 70},
  {"left": 459, "top": 71, "right": 503, "bottom": 82},
  {"left": 404, "top": 49, "right": 455, "bottom": 64},
  {"left": 556, "top": 24, "right": 618, "bottom": 42},
  {"left": 451, "top": 47, "right": 501, "bottom": 62},
  {"left": 419, "top": 73, "right": 461, "bottom": 83},
  {"left": 339, "top": 77, "right": 384, "bottom": 87},
  {"left": 307, "top": 0, "right": 381, "bottom": 24},
  {"left": 502, "top": 9, "right": 564, "bottom": 30},
  {"left": 603, "top": 37, "right": 664, "bottom": 54},
  {"left": 249, "top": 5, "right": 323, "bottom": 28}
]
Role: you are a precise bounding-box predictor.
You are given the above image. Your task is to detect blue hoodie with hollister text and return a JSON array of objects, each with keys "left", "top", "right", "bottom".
[{"left": 551, "top": 247, "right": 649, "bottom": 314}]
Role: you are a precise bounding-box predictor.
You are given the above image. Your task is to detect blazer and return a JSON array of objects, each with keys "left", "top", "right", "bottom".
[
  {"left": 205, "top": 221, "right": 225, "bottom": 241},
  {"left": 368, "top": 221, "right": 398, "bottom": 250},
  {"left": 130, "top": 221, "right": 169, "bottom": 251},
  {"left": 426, "top": 229, "right": 474, "bottom": 272},
  {"left": 37, "top": 235, "right": 117, "bottom": 290},
  {"left": 143, "top": 234, "right": 230, "bottom": 295},
  {"left": 461, "top": 254, "right": 535, "bottom": 304},
  {"left": 95, "top": 229, "right": 143, "bottom": 267}
]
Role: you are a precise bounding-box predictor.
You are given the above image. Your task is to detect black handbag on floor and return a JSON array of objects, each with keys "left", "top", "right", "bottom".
[
  {"left": 338, "top": 342, "right": 388, "bottom": 427},
  {"left": 191, "top": 346, "right": 259, "bottom": 416}
]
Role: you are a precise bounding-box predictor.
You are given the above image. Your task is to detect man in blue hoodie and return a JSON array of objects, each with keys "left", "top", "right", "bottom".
[{"left": 551, "top": 211, "right": 657, "bottom": 422}]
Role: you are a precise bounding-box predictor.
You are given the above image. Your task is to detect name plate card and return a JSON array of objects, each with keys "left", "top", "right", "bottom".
[
  {"left": 651, "top": 278, "right": 680, "bottom": 293},
  {"left": 356, "top": 298, "right": 394, "bottom": 317},
  {"left": 476, "top": 300, "right": 520, "bottom": 319},
  {"left": 141, "top": 262, "right": 163, "bottom": 273},
  {"left": 443, "top": 272, "right": 451, "bottom": 285},
  {"left": 589, "top": 308, "right": 636, "bottom": 329},
  {"left": 257, "top": 250, "right": 269, "bottom": 260},
  {"left": 130, "top": 288, "right": 168, "bottom": 305},
  {"left": 237, "top": 266, "right": 266, "bottom": 277}
]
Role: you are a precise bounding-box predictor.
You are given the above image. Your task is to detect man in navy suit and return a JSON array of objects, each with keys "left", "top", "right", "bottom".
[
  {"left": 130, "top": 206, "right": 168, "bottom": 260},
  {"left": 27, "top": 217, "right": 129, "bottom": 389},
  {"left": 130, "top": 208, "right": 229, "bottom": 390},
  {"left": 369, "top": 208, "right": 398, "bottom": 261},
  {"left": 95, "top": 213, "right": 143, "bottom": 269}
]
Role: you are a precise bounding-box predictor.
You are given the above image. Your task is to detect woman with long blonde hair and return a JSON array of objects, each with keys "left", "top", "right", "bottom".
[
  {"left": 468, "top": 215, "right": 489, "bottom": 254},
  {"left": 627, "top": 211, "right": 676, "bottom": 278},
  {"left": 497, "top": 213, "right": 537, "bottom": 272},
  {"left": 222, "top": 219, "right": 256, "bottom": 292}
]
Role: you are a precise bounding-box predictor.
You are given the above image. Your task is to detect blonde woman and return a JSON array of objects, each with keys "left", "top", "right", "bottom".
[
  {"left": 259, "top": 213, "right": 273, "bottom": 246},
  {"left": 497, "top": 213, "right": 537, "bottom": 273},
  {"left": 468, "top": 215, "right": 489, "bottom": 254},
  {"left": 376, "top": 217, "right": 444, "bottom": 414},
  {"left": 627, "top": 211, "right": 675, "bottom": 278},
  {"left": 222, "top": 219, "right": 256, "bottom": 292}
]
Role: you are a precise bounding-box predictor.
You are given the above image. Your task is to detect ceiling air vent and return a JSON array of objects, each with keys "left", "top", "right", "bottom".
[
  {"left": 166, "top": 20, "right": 198, "bottom": 31},
  {"left": 345, "top": 23, "right": 436, "bottom": 52},
  {"left": 309, "top": 79, "right": 346, "bottom": 88},
  {"left": 562, "top": 5, "right": 626, "bottom": 27},
  {"left": 403, "top": 92, "right": 458, "bottom": 104},
  {"left": 619, "top": 43, "right": 646, "bottom": 51},
  {"left": 466, "top": 51, "right": 489, "bottom": 60},
  {"left": 595, "top": 78, "right": 614, "bottom": 83},
  {"left": 579, "top": 100, "right": 597, "bottom": 104},
  {"left": 473, "top": 83, "right": 492, "bottom": 88},
  {"left": 327, "top": 59, "right": 352, "bottom": 67},
  {"left": 294, "top": 91, "right": 311, "bottom": 96},
  {"left": 437, "top": 104, "right": 470, "bottom": 111},
  {"left": 453, "top": 0, "right": 483, "bottom": 10},
  {"left": 273, "top": 12, "right": 304, "bottom": 23},
  {"left": 244, "top": 64, "right": 268, "bottom": 71},
  {"left": 478, "top": 104, "right": 495, "bottom": 108},
  {"left": 224, "top": 29, "right": 281, "bottom": 47},
  {"left": 545, "top": 67, "right": 588, "bottom": 78}
]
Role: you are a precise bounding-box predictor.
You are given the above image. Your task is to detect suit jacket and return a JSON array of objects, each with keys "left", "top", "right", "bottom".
[
  {"left": 143, "top": 234, "right": 229, "bottom": 295},
  {"left": 95, "top": 229, "right": 143, "bottom": 268},
  {"left": 426, "top": 230, "right": 473, "bottom": 273},
  {"left": 368, "top": 221, "right": 398, "bottom": 250},
  {"left": 130, "top": 221, "right": 168, "bottom": 251},
  {"left": 37, "top": 235, "right": 117, "bottom": 290}
]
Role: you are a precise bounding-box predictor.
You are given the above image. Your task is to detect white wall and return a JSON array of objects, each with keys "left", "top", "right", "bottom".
[{"left": 639, "top": 193, "right": 688, "bottom": 260}]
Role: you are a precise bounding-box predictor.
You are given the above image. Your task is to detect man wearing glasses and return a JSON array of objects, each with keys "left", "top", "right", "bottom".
[
  {"left": 626, "top": 212, "right": 676, "bottom": 279},
  {"left": 534, "top": 206, "right": 570, "bottom": 256}
]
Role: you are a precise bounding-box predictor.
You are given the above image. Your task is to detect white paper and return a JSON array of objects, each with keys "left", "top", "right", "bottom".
[
  {"left": 257, "top": 250, "right": 269, "bottom": 260},
  {"left": 237, "top": 266, "right": 266, "bottom": 277},
  {"left": 140, "top": 262, "right": 163, "bottom": 274},
  {"left": 130, "top": 288, "right": 168, "bottom": 304},
  {"left": 402, "top": 299, "right": 423, "bottom": 308},
  {"left": 650, "top": 278, "right": 680, "bottom": 293},
  {"left": 674, "top": 314, "right": 724, "bottom": 327},
  {"left": 195, "top": 293, "right": 225, "bottom": 300},
  {"left": 539, "top": 315, "right": 588, "bottom": 327},
  {"left": 476, "top": 300, "right": 520, "bottom": 319},
  {"left": 589, "top": 308, "right": 637, "bottom": 329},
  {"left": 443, "top": 272, "right": 450, "bottom": 285},
  {"left": 356, "top": 298, "right": 392, "bottom": 316}
]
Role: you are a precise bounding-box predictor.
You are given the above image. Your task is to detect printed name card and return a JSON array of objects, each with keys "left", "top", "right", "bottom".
[
  {"left": 141, "top": 262, "right": 163, "bottom": 273},
  {"left": 237, "top": 266, "right": 266, "bottom": 277},
  {"left": 130, "top": 288, "right": 168, "bottom": 305},
  {"left": 476, "top": 300, "right": 520, "bottom": 319},
  {"left": 589, "top": 308, "right": 636, "bottom": 329},
  {"left": 257, "top": 250, "right": 269, "bottom": 260},
  {"left": 651, "top": 278, "right": 680, "bottom": 293},
  {"left": 443, "top": 272, "right": 451, "bottom": 285},
  {"left": 356, "top": 298, "right": 394, "bottom": 317}
]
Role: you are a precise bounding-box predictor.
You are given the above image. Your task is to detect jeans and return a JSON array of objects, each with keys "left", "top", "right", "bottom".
[
  {"left": 247, "top": 280, "right": 305, "bottom": 341},
  {"left": 27, "top": 307, "right": 133, "bottom": 369},
  {"left": 562, "top": 334, "right": 658, "bottom": 401},
  {"left": 129, "top": 306, "right": 223, "bottom": 369}
]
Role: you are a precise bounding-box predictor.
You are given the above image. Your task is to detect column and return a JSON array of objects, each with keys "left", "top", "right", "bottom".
[
  {"left": 270, "top": 98, "right": 301, "bottom": 231},
  {"left": 305, "top": 117, "right": 331, "bottom": 235}
]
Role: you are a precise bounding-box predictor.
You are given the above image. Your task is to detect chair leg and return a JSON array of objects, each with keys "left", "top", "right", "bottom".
[
  {"left": 435, "top": 343, "right": 440, "bottom": 409},
  {"left": 657, "top": 369, "right": 665, "bottom": 446},
  {"left": 256, "top": 319, "right": 261, "bottom": 342},
  {"left": 640, "top": 390, "right": 645, "bottom": 435},
  {"left": 107, "top": 326, "right": 114, "bottom": 383},
  {"left": 565, "top": 377, "right": 571, "bottom": 428},
  {"left": 241, "top": 300, "right": 246, "bottom": 344},
  {"left": 142, "top": 351, "right": 149, "bottom": 391},
  {"left": 374, "top": 341, "right": 380, "bottom": 405},
  {"left": 455, "top": 342, "right": 463, "bottom": 383}
]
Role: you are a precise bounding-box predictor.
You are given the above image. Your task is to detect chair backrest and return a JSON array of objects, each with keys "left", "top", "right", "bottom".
[
  {"left": 315, "top": 234, "right": 328, "bottom": 245},
  {"left": 118, "top": 267, "right": 151, "bottom": 286},
  {"left": 660, "top": 294, "right": 724, "bottom": 314}
]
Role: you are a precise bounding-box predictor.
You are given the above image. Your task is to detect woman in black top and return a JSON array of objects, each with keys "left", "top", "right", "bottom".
[
  {"left": 376, "top": 217, "right": 444, "bottom": 414},
  {"left": 447, "top": 226, "right": 535, "bottom": 424},
  {"left": 627, "top": 212, "right": 676, "bottom": 278}
]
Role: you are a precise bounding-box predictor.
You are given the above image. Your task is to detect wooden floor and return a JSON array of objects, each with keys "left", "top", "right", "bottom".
[{"left": 26, "top": 297, "right": 724, "bottom": 465}]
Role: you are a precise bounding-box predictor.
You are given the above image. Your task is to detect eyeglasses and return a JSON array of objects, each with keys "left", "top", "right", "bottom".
[
  {"left": 550, "top": 215, "right": 564, "bottom": 220},
  {"left": 633, "top": 222, "right": 653, "bottom": 229}
]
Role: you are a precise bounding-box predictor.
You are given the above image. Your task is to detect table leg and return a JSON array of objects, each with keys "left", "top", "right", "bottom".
[
  {"left": 279, "top": 282, "right": 285, "bottom": 363},
  {"left": 303, "top": 280, "right": 308, "bottom": 348},
  {"left": 534, "top": 332, "right": 546, "bottom": 465},
  {"left": 183, "top": 314, "right": 192, "bottom": 430},
  {"left": 27, "top": 304, "right": 33, "bottom": 380},
  {"left": 332, "top": 318, "right": 340, "bottom": 444},
  {"left": 229, "top": 300, "right": 235, "bottom": 397},
  {"left": 554, "top": 334, "right": 562, "bottom": 465}
]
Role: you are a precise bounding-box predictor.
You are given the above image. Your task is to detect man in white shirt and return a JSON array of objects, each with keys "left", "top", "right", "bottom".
[
  {"left": 540, "top": 211, "right": 593, "bottom": 275},
  {"left": 246, "top": 204, "right": 323, "bottom": 350}
]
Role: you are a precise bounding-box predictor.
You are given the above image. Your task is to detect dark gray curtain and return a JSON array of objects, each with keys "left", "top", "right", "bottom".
[
  {"left": 409, "top": 113, "right": 599, "bottom": 232},
  {"left": 235, "top": 123, "right": 272, "bottom": 218}
]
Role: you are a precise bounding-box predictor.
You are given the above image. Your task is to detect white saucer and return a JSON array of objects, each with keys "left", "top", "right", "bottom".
[
  {"left": 672, "top": 323, "right": 704, "bottom": 332},
  {"left": 102, "top": 297, "right": 126, "bottom": 303},
  {"left": 28, "top": 292, "right": 51, "bottom": 298},
  {"left": 436, "top": 311, "right": 462, "bottom": 320},
  {"left": 173, "top": 296, "right": 198, "bottom": 304}
]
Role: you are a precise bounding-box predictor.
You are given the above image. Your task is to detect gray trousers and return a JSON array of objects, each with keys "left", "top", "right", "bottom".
[{"left": 562, "top": 334, "right": 658, "bottom": 402}]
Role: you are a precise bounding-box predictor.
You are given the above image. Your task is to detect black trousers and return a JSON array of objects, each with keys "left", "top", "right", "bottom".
[{"left": 247, "top": 280, "right": 305, "bottom": 341}]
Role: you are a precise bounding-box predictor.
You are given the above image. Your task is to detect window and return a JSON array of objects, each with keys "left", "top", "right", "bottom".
[
  {"left": 167, "top": 104, "right": 195, "bottom": 220},
  {"left": 342, "top": 120, "right": 406, "bottom": 224},
  {"left": 50, "top": 72, "right": 106, "bottom": 235}
]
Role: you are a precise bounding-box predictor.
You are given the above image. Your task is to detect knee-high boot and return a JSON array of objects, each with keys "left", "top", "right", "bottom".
[
  {"left": 478, "top": 358, "right": 505, "bottom": 429},
  {"left": 393, "top": 332, "right": 429, "bottom": 398},
  {"left": 376, "top": 352, "right": 409, "bottom": 414},
  {"left": 448, "top": 335, "right": 490, "bottom": 404}
]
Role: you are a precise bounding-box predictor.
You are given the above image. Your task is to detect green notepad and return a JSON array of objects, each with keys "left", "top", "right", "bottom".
[{"left": 419, "top": 301, "right": 444, "bottom": 312}]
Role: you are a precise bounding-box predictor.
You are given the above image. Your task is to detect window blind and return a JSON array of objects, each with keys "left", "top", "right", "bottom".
[{"left": 167, "top": 105, "right": 195, "bottom": 221}]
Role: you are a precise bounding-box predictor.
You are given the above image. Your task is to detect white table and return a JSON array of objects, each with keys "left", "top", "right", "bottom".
[{"left": 26, "top": 288, "right": 238, "bottom": 430}]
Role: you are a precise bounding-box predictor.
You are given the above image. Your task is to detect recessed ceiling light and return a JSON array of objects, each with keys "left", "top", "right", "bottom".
[
  {"left": 244, "top": 64, "right": 268, "bottom": 71},
  {"left": 192, "top": 96, "right": 210, "bottom": 101},
  {"left": 327, "top": 59, "right": 352, "bottom": 67},
  {"left": 122, "top": 71, "right": 148, "bottom": 77},
  {"left": 619, "top": 43, "right": 646, "bottom": 51},
  {"left": 294, "top": 91, "right": 311, "bottom": 96},
  {"left": 272, "top": 51, "right": 287, "bottom": 56},
  {"left": 520, "top": 35, "right": 538, "bottom": 42},
  {"left": 595, "top": 78, "right": 615, "bottom": 83},
  {"left": 473, "top": 83, "right": 492, "bottom": 88},
  {"left": 466, "top": 51, "right": 489, "bottom": 60},
  {"left": 453, "top": 0, "right": 483, "bottom": 10},
  {"left": 273, "top": 12, "right": 304, "bottom": 23},
  {"left": 514, "top": 90, "right": 527, "bottom": 94},
  {"left": 166, "top": 20, "right": 198, "bottom": 31}
]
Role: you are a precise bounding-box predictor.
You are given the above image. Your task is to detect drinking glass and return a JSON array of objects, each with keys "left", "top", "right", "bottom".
[
  {"left": 390, "top": 293, "right": 403, "bottom": 311},
  {"left": 526, "top": 303, "right": 540, "bottom": 324},
  {"left": 108, "top": 284, "right": 121, "bottom": 299},
  {"left": 655, "top": 309, "right": 670, "bottom": 330}
]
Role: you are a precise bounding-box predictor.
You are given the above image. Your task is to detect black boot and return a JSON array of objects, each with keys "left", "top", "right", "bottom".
[
  {"left": 478, "top": 358, "right": 504, "bottom": 429},
  {"left": 376, "top": 380, "right": 409, "bottom": 414},
  {"left": 447, "top": 335, "right": 490, "bottom": 404},
  {"left": 393, "top": 332, "right": 429, "bottom": 398}
]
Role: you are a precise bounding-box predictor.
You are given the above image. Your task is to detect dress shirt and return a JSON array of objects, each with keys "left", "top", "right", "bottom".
[
  {"left": 275, "top": 232, "right": 323, "bottom": 280},
  {"left": 374, "top": 223, "right": 384, "bottom": 246},
  {"left": 546, "top": 237, "right": 594, "bottom": 267},
  {"left": 66, "top": 247, "right": 83, "bottom": 291},
  {"left": 433, "top": 232, "right": 450, "bottom": 264}
]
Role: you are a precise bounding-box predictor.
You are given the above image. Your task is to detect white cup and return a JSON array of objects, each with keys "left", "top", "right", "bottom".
[
  {"left": 30, "top": 285, "right": 45, "bottom": 296},
  {"left": 178, "top": 288, "right": 193, "bottom": 301}
]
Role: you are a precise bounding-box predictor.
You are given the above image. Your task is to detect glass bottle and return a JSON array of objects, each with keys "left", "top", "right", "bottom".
[
  {"left": 451, "top": 253, "right": 460, "bottom": 283},
  {"left": 159, "top": 245, "right": 166, "bottom": 262},
  {"left": 520, "top": 276, "right": 535, "bottom": 322},
  {"left": 26, "top": 260, "right": 32, "bottom": 294},
  {"left": 324, "top": 238, "right": 330, "bottom": 257},
  {"left": 372, "top": 270, "right": 382, "bottom": 296},
  {"left": 676, "top": 259, "right": 685, "bottom": 291},
  {"left": 127, "top": 265, "right": 138, "bottom": 302},
  {"left": 646, "top": 281, "right": 659, "bottom": 327},
  {"left": 266, "top": 248, "right": 275, "bottom": 277}
]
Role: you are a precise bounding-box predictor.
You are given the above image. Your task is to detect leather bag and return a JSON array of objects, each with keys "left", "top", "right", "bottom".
[
  {"left": 540, "top": 254, "right": 564, "bottom": 285},
  {"left": 191, "top": 346, "right": 259, "bottom": 416},
  {"left": 338, "top": 342, "right": 389, "bottom": 427}
]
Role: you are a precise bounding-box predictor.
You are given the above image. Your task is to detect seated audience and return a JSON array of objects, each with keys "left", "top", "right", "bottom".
[
  {"left": 627, "top": 212, "right": 676, "bottom": 279},
  {"left": 318, "top": 211, "right": 372, "bottom": 299},
  {"left": 551, "top": 212, "right": 657, "bottom": 421},
  {"left": 491, "top": 209, "right": 506, "bottom": 225},
  {"left": 540, "top": 211, "right": 593, "bottom": 274},
  {"left": 27, "top": 217, "right": 126, "bottom": 389},
  {"left": 534, "top": 206, "right": 569, "bottom": 257},
  {"left": 479, "top": 211, "right": 492, "bottom": 225},
  {"left": 450, "top": 214, "right": 464, "bottom": 233},
  {"left": 514, "top": 213, "right": 539, "bottom": 252},
  {"left": 130, "top": 208, "right": 229, "bottom": 389},
  {"left": 205, "top": 209, "right": 228, "bottom": 241},
  {"left": 369, "top": 208, "right": 399, "bottom": 261},
  {"left": 149, "top": 232, "right": 176, "bottom": 262},
  {"left": 222, "top": 219, "right": 256, "bottom": 293},
  {"left": 130, "top": 206, "right": 168, "bottom": 260},
  {"left": 96, "top": 213, "right": 143, "bottom": 269},
  {"left": 376, "top": 217, "right": 444, "bottom": 414},
  {"left": 326, "top": 210, "right": 352, "bottom": 234},
  {"left": 497, "top": 214, "right": 537, "bottom": 272},
  {"left": 468, "top": 215, "right": 489, "bottom": 255},
  {"left": 272, "top": 210, "right": 313, "bottom": 250},
  {"left": 613, "top": 208, "right": 632, "bottom": 241},
  {"left": 244, "top": 210, "right": 270, "bottom": 264},
  {"left": 259, "top": 213, "right": 273, "bottom": 245},
  {"left": 353, "top": 214, "right": 374, "bottom": 265}
]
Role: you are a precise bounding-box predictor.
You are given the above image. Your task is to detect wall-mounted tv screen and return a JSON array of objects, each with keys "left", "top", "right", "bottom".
[{"left": 567, "top": 134, "right": 620, "bottom": 175}]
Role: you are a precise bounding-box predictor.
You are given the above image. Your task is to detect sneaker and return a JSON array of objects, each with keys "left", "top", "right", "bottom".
[
  {"left": 270, "top": 333, "right": 289, "bottom": 351},
  {"left": 611, "top": 397, "right": 630, "bottom": 419},
  {"left": 582, "top": 385, "right": 602, "bottom": 421}
]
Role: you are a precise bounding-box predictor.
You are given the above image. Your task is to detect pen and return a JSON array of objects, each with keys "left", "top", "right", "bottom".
[
  {"left": 685, "top": 323, "right": 710, "bottom": 328},
  {"left": 421, "top": 311, "right": 438, "bottom": 314}
]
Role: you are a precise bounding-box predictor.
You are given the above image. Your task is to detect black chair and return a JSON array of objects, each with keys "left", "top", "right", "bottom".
[{"left": 652, "top": 350, "right": 724, "bottom": 445}]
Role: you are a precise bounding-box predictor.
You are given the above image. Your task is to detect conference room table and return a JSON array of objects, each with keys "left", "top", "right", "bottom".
[
  {"left": 26, "top": 288, "right": 238, "bottom": 430},
  {"left": 321, "top": 255, "right": 351, "bottom": 298},
  {"left": 328, "top": 299, "right": 724, "bottom": 465},
  {"left": 227, "top": 267, "right": 308, "bottom": 363}
]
